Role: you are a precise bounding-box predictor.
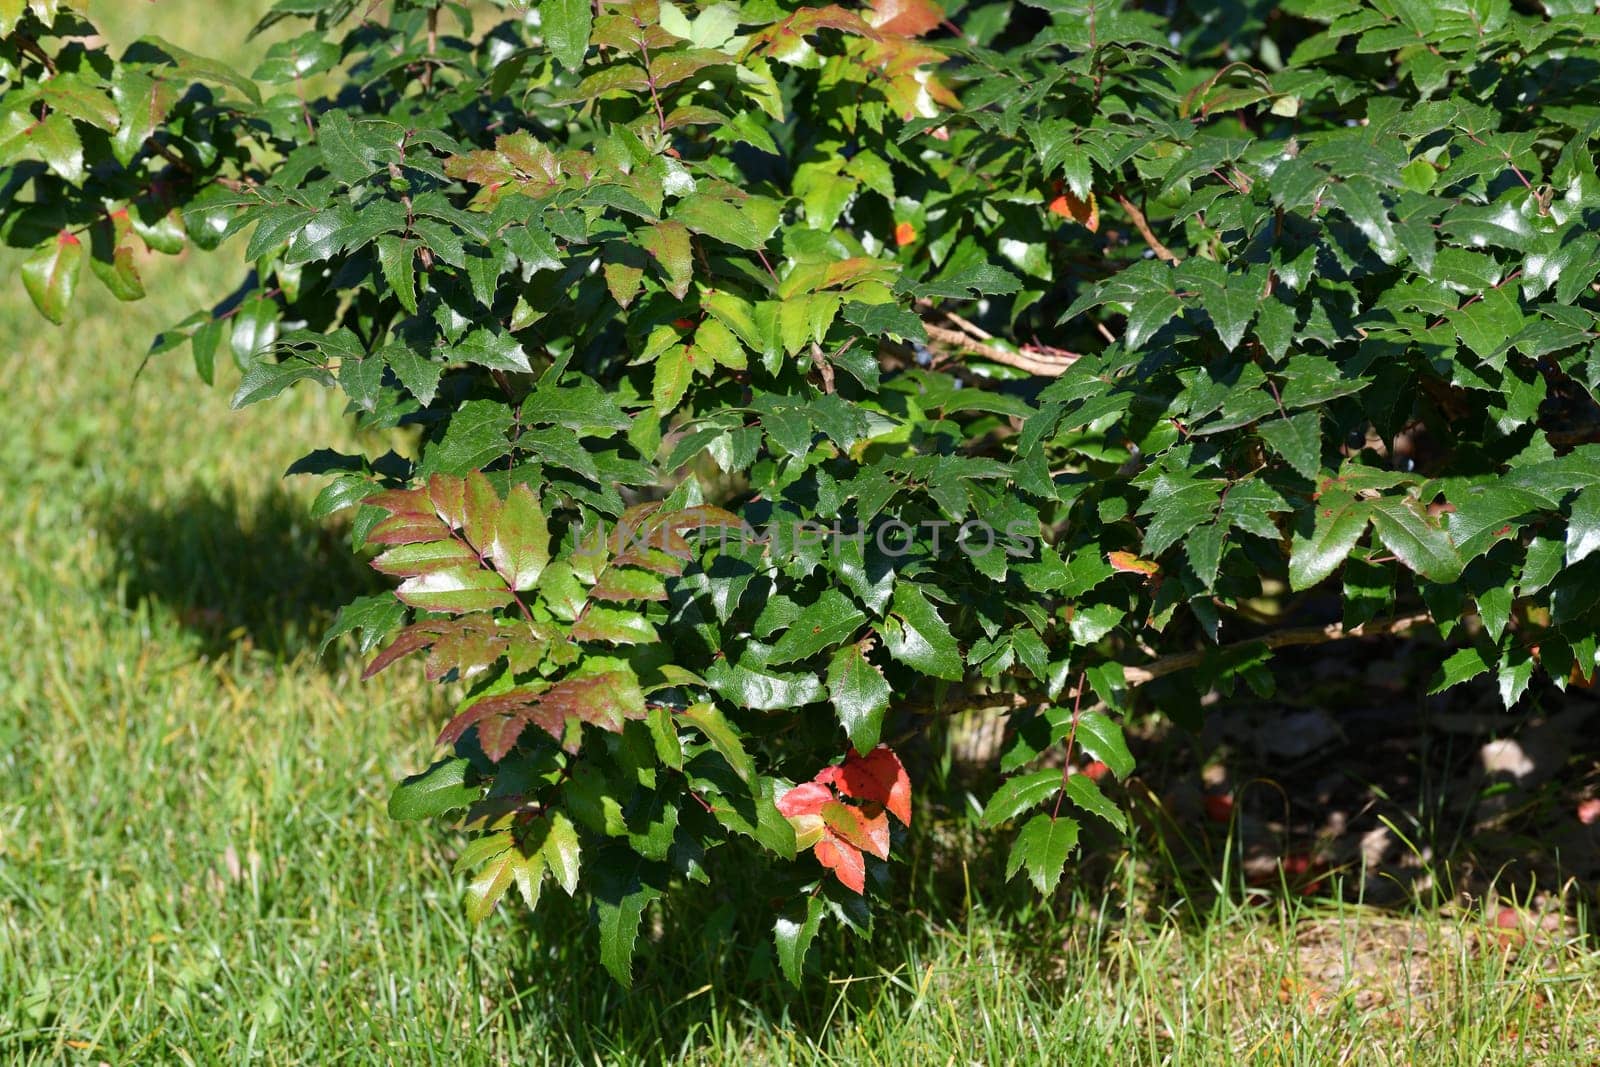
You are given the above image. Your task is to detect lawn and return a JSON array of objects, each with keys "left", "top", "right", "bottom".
[{"left": 2, "top": 2, "right": 1600, "bottom": 1063}]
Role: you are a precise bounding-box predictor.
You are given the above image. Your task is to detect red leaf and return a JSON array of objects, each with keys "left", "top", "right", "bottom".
[
  {"left": 818, "top": 745, "right": 912, "bottom": 826},
  {"left": 776, "top": 781, "right": 833, "bottom": 818},
  {"left": 814, "top": 834, "right": 866, "bottom": 893},
  {"left": 781, "top": 746, "right": 912, "bottom": 892}
]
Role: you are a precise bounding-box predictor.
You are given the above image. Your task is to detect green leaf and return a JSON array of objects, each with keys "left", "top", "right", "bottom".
[
  {"left": 419, "top": 399, "right": 514, "bottom": 475},
  {"left": 1257, "top": 412, "right": 1321, "bottom": 481},
  {"left": 21, "top": 232, "right": 83, "bottom": 325},
  {"left": 111, "top": 67, "right": 174, "bottom": 166},
  {"left": 652, "top": 344, "right": 691, "bottom": 416},
  {"left": 1178, "top": 259, "right": 1257, "bottom": 350},
  {"left": 774, "top": 895, "right": 825, "bottom": 986},
  {"left": 826, "top": 640, "right": 891, "bottom": 752},
  {"left": 1450, "top": 287, "right": 1524, "bottom": 361},
  {"left": 1005, "top": 813, "right": 1079, "bottom": 895},
  {"left": 388, "top": 758, "right": 479, "bottom": 820},
  {"left": 522, "top": 379, "right": 631, "bottom": 431},
  {"left": 905, "top": 263, "right": 1021, "bottom": 300},
  {"left": 140, "top": 35, "right": 263, "bottom": 104},
  {"left": 396, "top": 568, "right": 515, "bottom": 614},
  {"left": 321, "top": 592, "right": 407, "bottom": 655},
  {"left": 879, "top": 583, "right": 963, "bottom": 681},
  {"left": 1125, "top": 289, "right": 1183, "bottom": 349},
  {"left": 981, "top": 769, "right": 1062, "bottom": 827},
  {"left": 455, "top": 329, "right": 531, "bottom": 373},
  {"left": 841, "top": 300, "right": 926, "bottom": 342},
  {"left": 1370, "top": 497, "right": 1463, "bottom": 583},
  {"left": 377, "top": 235, "right": 418, "bottom": 314},
  {"left": 230, "top": 296, "right": 280, "bottom": 369},
  {"left": 543, "top": 810, "right": 582, "bottom": 895},
  {"left": 679, "top": 701, "right": 754, "bottom": 781},
  {"left": 1429, "top": 644, "right": 1494, "bottom": 694},
  {"left": 316, "top": 109, "right": 378, "bottom": 185},
  {"left": 593, "top": 854, "right": 665, "bottom": 987},
  {"left": 1073, "top": 709, "right": 1134, "bottom": 780},
  {"left": 1567, "top": 486, "right": 1600, "bottom": 566},
  {"left": 463, "top": 838, "right": 542, "bottom": 922},
  {"left": 383, "top": 343, "right": 443, "bottom": 406},
  {"left": 705, "top": 657, "right": 824, "bottom": 711},
  {"left": 543, "top": 0, "right": 593, "bottom": 73},
  {"left": 641, "top": 221, "right": 692, "bottom": 300},
  {"left": 31, "top": 112, "right": 84, "bottom": 183},
  {"left": 1497, "top": 646, "right": 1535, "bottom": 709},
  {"left": 769, "top": 590, "right": 867, "bottom": 665},
  {"left": 88, "top": 215, "right": 146, "bottom": 302},
  {"left": 1062, "top": 774, "right": 1127, "bottom": 832},
  {"left": 1289, "top": 494, "right": 1372, "bottom": 591},
  {"left": 231, "top": 358, "right": 334, "bottom": 408},
  {"left": 490, "top": 484, "right": 551, "bottom": 589}
]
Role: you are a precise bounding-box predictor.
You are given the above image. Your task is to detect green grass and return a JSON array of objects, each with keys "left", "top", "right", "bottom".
[{"left": 3, "top": 3, "right": 1600, "bottom": 1063}]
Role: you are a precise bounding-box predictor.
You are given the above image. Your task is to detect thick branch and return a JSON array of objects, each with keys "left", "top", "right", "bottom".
[
  {"left": 1121, "top": 613, "right": 1433, "bottom": 685},
  {"left": 1113, "top": 192, "right": 1181, "bottom": 265}
]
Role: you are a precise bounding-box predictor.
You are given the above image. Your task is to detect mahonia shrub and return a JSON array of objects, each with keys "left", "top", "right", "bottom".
[{"left": 9, "top": 0, "right": 1600, "bottom": 982}]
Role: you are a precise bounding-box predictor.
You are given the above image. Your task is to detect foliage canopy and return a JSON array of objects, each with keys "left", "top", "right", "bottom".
[{"left": 7, "top": 0, "right": 1600, "bottom": 982}]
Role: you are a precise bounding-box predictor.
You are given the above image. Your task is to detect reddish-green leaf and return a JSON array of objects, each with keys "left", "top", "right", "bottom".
[
  {"left": 488, "top": 484, "right": 550, "bottom": 590},
  {"left": 21, "top": 231, "right": 82, "bottom": 325},
  {"left": 395, "top": 568, "right": 514, "bottom": 615}
]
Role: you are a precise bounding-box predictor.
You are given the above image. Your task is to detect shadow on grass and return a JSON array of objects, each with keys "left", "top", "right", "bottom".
[{"left": 96, "top": 483, "right": 388, "bottom": 660}]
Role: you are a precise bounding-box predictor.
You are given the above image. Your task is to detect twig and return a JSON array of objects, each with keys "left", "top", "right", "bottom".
[
  {"left": 422, "top": 4, "right": 439, "bottom": 92},
  {"left": 940, "top": 307, "right": 994, "bottom": 342},
  {"left": 1049, "top": 673, "right": 1087, "bottom": 821},
  {"left": 922, "top": 321, "right": 1079, "bottom": 377},
  {"left": 144, "top": 137, "right": 194, "bottom": 175},
  {"left": 1120, "top": 613, "right": 1433, "bottom": 685},
  {"left": 1113, "top": 192, "right": 1181, "bottom": 265},
  {"left": 13, "top": 33, "right": 56, "bottom": 75}
]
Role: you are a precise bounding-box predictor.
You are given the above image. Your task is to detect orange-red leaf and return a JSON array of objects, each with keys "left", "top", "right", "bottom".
[
  {"left": 869, "top": 0, "right": 943, "bottom": 37},
  {"left": 817, "top": 745, "right": 912, "bottom": 826},
  {"left": 814, "top": 834, "right": 866, "bottom": 893},
  {"left": 776, "top": 780, "right": 834, "bottom": 818},
  {"left": 1049, "top": 188, "right": 1099, "bottom": 231},
  {"left": 1108, "top": 550, "right": 1160, "bottom": 577}
]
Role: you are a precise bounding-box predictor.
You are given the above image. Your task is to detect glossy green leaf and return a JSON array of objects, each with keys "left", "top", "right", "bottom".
[
  {"left": 1005, "top": 814, "right": 1079, "bottom": 895},
  {"left": 388, "top": 758, "right": 479, "bottom": 820},
  {"left": 826, "top": 640, "right": 891, "bottom": 752}
]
